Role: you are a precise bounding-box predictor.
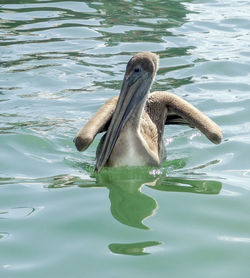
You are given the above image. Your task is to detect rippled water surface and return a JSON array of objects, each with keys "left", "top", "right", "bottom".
[{"left": 1, "top": 0, "right": 250, "bottom": 277}]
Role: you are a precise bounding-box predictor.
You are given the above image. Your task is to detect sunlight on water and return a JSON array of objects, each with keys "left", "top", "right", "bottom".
[{"left": 1, "top": 0, "right": 250, "bottom": 277}]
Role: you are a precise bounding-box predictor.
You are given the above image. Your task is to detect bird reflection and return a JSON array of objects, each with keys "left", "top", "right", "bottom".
[
  {"left": 147, "top": 176, "right": 222, "bottom": 195},
  {"left": 47, "top": 169, "right": 222, "bottom": 229},
  {"left": 47, "top": 168, "right": 222, "bottom": 231},
  {"left": 109, "top": 241, "right": 161, "bottom": 256},
  {"left": 47, "top": 167, "right": 222, "bottom": 256},
  {"left": 95, "top": 168, "right": 158, "bottom": 230},
  {"left": 85, "top": 167, "right": 221, "bottom": 230}
]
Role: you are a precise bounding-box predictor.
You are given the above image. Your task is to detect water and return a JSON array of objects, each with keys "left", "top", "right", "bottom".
[{"left": 1, "top": 0, "right": 250, "bottom": 277}]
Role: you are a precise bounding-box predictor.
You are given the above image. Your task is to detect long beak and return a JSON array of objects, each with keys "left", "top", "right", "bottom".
[{"left": 95, "top": 70, "right": 152, "bottom": 172}]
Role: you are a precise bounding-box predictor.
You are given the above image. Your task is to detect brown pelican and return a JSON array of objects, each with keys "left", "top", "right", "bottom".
[{"left": 74, "top": 52, "right": 222, "bottom": 172}]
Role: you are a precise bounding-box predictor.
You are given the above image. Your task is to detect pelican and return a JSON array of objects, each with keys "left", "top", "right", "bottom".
[{"left": 74, "top": 52, "right": 222, "bottom": 172}]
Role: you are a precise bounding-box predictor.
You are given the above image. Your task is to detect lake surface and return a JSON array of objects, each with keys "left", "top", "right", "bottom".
[{"left": 1, "top": 0, "right": 250, "bottom": 277}]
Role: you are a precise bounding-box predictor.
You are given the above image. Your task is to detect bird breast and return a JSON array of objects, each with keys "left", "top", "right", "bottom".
[{"left": 107, "top": 118, "right": 160, "bottom": 168}]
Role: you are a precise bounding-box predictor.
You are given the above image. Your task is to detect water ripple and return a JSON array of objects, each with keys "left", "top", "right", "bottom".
[
  {"left": 0, "top": 207, "right": 38, "bottom": 219},
  {"left": 0, "top": 232, "right": 9, "bottom": 240}
]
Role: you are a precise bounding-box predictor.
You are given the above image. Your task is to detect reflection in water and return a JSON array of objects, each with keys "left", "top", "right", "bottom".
[
  {"left": 147, "top": 177, "right": 222, "bottom": 195},
  {"left": 1, "top": 163, "right": 222, "bottom": 257},
  {"left": 108, "top": 183, "right": 156, "bottom": 230},
  {"left": 94, "top": 168, "right": 221, "bottom": 230},
  {"left": 96, "top": 169, "right": 158, "bottom": 230},
  {"left": 46, "top": 167, "right": 222, "bottom": 231},
  {"left": 88, "top": 0, "right": 193, "bottom": 43},
  {"left": 46, "top": 174, "right": 86, "bottom": 189},
  {"left": 77, "top": 167, "right": 221, "bottom": 256},
  {"left": 109, "top": 241, "right": 161, "bottom": 256}
]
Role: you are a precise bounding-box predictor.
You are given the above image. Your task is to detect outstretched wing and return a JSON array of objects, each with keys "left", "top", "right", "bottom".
[
  {"left": 152, "top": 91, "right": 222, "bottom": 144},
  {"left": 74, "top": 96, "right": 118, "bottom": 151}
]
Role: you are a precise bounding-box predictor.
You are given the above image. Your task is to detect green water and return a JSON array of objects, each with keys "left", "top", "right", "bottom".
[{"left": 1, "top": 0, "right": 250, "bottom": 277}]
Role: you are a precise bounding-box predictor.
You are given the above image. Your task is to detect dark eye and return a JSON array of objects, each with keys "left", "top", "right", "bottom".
[{"left": 134, "top": 67, "right": 141, "bottom": 73}]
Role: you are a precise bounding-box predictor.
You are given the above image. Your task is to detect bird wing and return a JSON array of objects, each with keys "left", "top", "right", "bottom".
[
  {"left": 74, "top": 96, "right": 118, "bottom": 151},
  {"left": 151, "top": 91, "right": 222, "bottom": 144}
]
